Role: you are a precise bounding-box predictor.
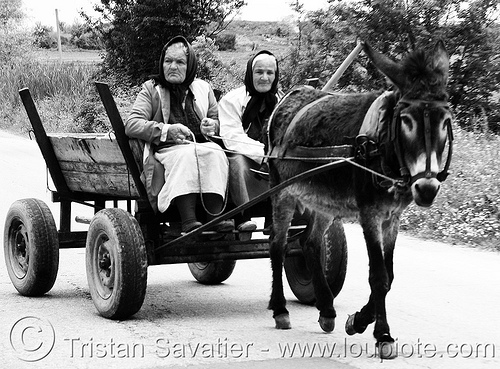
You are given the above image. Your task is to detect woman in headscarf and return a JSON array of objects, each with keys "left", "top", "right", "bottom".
[
  {"left": 125, "top": 35, "right": 232, "bottom": 235},
  {"left": 218, "top": 50, "right": 281, "bottom": 239}
]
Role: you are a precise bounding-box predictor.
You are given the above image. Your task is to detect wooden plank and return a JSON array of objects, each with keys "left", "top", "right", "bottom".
[
  {"left": 46, "top": 135, "right": 140, "bottom": 197},
  {"left": 48, "top": 134, "right": 126, "bottom": 163},
  {"left": 58, "top": 161, "right": 130, "bottom": 174},
  {"left": 61, "top": 169, "right": 139, "bottom": 197}
]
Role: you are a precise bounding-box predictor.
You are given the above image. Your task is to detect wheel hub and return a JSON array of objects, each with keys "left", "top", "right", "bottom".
[
  {"left": 13, "top": 225, "right": 29, "bottom": 275},
  {"left": 97, "top": 241, "right": 114, "bottom": 291}
]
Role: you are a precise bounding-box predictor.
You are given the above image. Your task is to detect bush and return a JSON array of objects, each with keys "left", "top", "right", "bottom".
[
  {"left": 215, "top": 33, "right": 236, "bottom": 51},
  {"left": 192, "top": 35, "right": 241, "bottom": 96},
  {"left": 73, "top": 33, "right": 102, "bottom": 50},
  {"left": 32, "top": 24, "right": 56, "bottom": 49}
]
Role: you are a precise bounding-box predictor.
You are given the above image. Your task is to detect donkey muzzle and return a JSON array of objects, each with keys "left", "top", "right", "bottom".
[{"left": 411, "top": 177, "right": 441, "bottom": 207}]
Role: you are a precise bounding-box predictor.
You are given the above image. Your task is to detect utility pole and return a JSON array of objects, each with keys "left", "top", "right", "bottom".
[{"left": 55, "top": 9, "right": 62, "bottom": 63}]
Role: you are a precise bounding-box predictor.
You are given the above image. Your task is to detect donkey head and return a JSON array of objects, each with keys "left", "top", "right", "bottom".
[{"left": 364, "top": 41, "right": 453, "bottom": 207}]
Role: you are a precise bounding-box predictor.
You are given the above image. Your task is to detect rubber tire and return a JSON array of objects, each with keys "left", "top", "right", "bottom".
[
  {"left": 4, "top": 198, "right": 59, "bottom": 296},
  {"left": 86, "top": 208, "right": 148, "bottom": 320},
  {"left": 188, "top": 260, "right": 237, "bottom": 285},
  {"left": 284, "top": 218, "right": 348, "bottom": 304}
]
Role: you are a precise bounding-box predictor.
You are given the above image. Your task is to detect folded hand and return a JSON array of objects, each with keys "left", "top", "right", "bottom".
[
  {"left": 168, "top": 124, "right": 192, "bottom": 144},
  {"left": 201, "top": 118, "right": 217, "bottom": 137}
]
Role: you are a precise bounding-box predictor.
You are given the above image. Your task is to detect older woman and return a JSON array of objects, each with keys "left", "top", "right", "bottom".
[
  {"left": 218, "top": 50, "right": 281, "bottom": 239},
  {"left": 125, "top": 35, "right": 232, "bottom": 235}
]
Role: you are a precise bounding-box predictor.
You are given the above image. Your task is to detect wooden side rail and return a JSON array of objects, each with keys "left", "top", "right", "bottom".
[{"left": 19, "top": 88, "right": 71, "bottom": 195}]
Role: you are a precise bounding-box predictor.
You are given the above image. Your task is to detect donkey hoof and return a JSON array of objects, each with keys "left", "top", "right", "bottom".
[
  {"left": 345, "top": 314, "right": 357, "bottom": 335},
  {"left": 274, "top": 313, "right": 291, "bottom": 329},
  {"left": 378, "top": 340, "right": 397, "bottom": 360},
  {"left": 318, "top": 316, "right": 335, "bottom": 333}
]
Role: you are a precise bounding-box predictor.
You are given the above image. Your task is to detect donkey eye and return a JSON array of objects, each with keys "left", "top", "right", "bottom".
[{"left": 401, "top": 115, "right": 413, "bottom": 129}]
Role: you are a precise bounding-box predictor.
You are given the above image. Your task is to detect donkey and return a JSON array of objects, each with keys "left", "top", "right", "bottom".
[{"left": 267, "top": 40, "right": 453, "bottom": 359}]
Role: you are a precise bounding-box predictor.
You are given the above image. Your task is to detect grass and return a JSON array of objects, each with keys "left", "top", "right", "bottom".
[
  {"left": 2, "top": 46, "right": 498, "bottom": 251},
  {"left": 0, "top": 56, "right": 101, "bottom": 134}
]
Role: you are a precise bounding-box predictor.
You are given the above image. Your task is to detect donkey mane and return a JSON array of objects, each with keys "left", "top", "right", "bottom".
[{"left": 401, "top": 49, "right": 449, "bottom": 101}]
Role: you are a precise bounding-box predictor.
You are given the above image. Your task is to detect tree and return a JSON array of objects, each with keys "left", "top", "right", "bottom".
[
  {"left": 0, "top": 0, "right": 31, "bottom": 64},
  {"left": 0, "top": 0, "right": 23, "bottom": 27},
  {"left": 286, "top": 0, "right": 500, "bottom": 131},
  {"left": 83, "top": 0, "right": 245, "bottom": 83}
]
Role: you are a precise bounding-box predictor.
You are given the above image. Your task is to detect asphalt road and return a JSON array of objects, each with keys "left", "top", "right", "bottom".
[{"left": 0, "top": 131, "right": 499, "bottom": 369}]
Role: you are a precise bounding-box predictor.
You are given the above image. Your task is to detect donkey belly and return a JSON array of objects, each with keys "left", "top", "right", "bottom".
[{"left": 283, "top": 176, "right": 358, "bottom": 219}]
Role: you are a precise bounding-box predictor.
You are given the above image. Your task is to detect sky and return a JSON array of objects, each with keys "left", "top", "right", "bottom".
[{"left": 21, "top": 0, "right": 330, "bottom": 27}]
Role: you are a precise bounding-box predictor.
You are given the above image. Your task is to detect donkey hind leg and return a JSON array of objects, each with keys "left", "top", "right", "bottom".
[
  {"left": 345, "top": 212, "right": 397, "bottom": 360},
  {"left": 268, "top": 193, "right": 296, "bottom": 329},
  {"left": 302, "top": 212, "right": 336, "bottom": 332}
]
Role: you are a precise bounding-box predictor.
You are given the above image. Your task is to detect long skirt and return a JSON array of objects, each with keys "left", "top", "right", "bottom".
[
  {"left": 227, "top": 153, "right": 269, "bottom": 206},
  {"left": 154, "top": 142, "right": 228, "bottom": 213}
]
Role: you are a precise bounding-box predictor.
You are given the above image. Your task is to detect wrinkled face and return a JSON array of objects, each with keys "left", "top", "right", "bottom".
[
  {"left": 252, "top": 56, "right": 277, "bottom": 93},
  {"left": 398, "top": 102, "right": 453, "bottom": 207},
  {"left": 163, "top": 43, "right": 187, "bottom": 84}
]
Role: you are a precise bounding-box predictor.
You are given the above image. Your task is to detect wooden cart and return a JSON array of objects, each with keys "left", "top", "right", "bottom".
[{"left": 3, "top": 82, "right": 348, "bottom": 319}]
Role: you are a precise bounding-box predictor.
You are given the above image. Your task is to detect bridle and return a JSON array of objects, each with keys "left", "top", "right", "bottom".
[{"left": 390, "top": 97, "right": 454, "bottom": 186}]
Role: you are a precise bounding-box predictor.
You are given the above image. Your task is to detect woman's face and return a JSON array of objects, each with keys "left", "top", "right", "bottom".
[
  {"left": 163, "top": 44, "right": 187, "bottom": 84},
  {"left": 252, "top": 57, "right": 276, "bottom": 93}
]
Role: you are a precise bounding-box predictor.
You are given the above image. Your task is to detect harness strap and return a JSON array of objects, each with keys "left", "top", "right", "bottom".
[
  {"left": 270, "top": 144, "right": 354, "bottom": 162},
  {"left": 423, "top": 103, "right": 433, "bottom": 179},
  {"left": 437, "top": 118, "right": 453, "bottom": 182},
  {"left": 391, "top": 103, "right": 411, "bottom": 182}
]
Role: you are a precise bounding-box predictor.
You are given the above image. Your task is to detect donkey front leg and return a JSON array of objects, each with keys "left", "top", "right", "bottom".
[
  {"left": 268, "top": 194, "right": 296, "bottom": 329},
  {"left": 346, "top": 213, "right": 397, "bottom": 359}
]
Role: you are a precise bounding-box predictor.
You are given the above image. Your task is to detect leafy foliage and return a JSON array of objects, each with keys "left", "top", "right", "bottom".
[
  {"left": 191, "top": 36, "right": 241, "bottom": 94},
  {"left": 32, "top": 23, "right": 57, "bottom": 49},
  {"left": 0, "top": 0, "right": 23, "bottom": 27},
  {"left": 215, "top": 33, "right": 237, "bottom": 51},
  {"left": 283, "top": 0, "right": 500, "bottom": 131},
  {"left": 0, "top": 0, "right": 32, "bottom": 64}
]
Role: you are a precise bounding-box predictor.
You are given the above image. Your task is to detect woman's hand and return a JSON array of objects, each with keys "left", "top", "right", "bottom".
[
  {"left": 167, "top": 123, "right": 192, "bottom": 144},
  {"left": 201, "top": 118, "right": 217, "bottom": 137}
]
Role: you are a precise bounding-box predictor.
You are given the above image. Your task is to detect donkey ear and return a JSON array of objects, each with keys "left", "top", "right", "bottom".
[
  {"left": 362, "top": 41, "right": 406, "bottom": 89},
  {"left": 432, "top": 40, "right": 449, "bottom": 83}
]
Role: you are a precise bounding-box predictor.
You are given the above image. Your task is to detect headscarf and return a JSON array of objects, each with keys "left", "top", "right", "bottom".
[
  {"left": 241, "top": 50, "right": 279, "bottom": 134},
  {"left": 151, "top": 35, "right": 198, "bottom": 98}
]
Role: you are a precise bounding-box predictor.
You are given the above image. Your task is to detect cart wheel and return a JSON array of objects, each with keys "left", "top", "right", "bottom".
[
  {"left": 285, "top": 218, "right": 347, "bottom": 304},
  {"left": 86, "top": 208, "right": 147, "bottom": 319},
  {"left": 188, "top": 260, "right": 236, "bottom": 285},
  {"left": 4, "top": 198, "right": 59, "bottom": 296}
]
